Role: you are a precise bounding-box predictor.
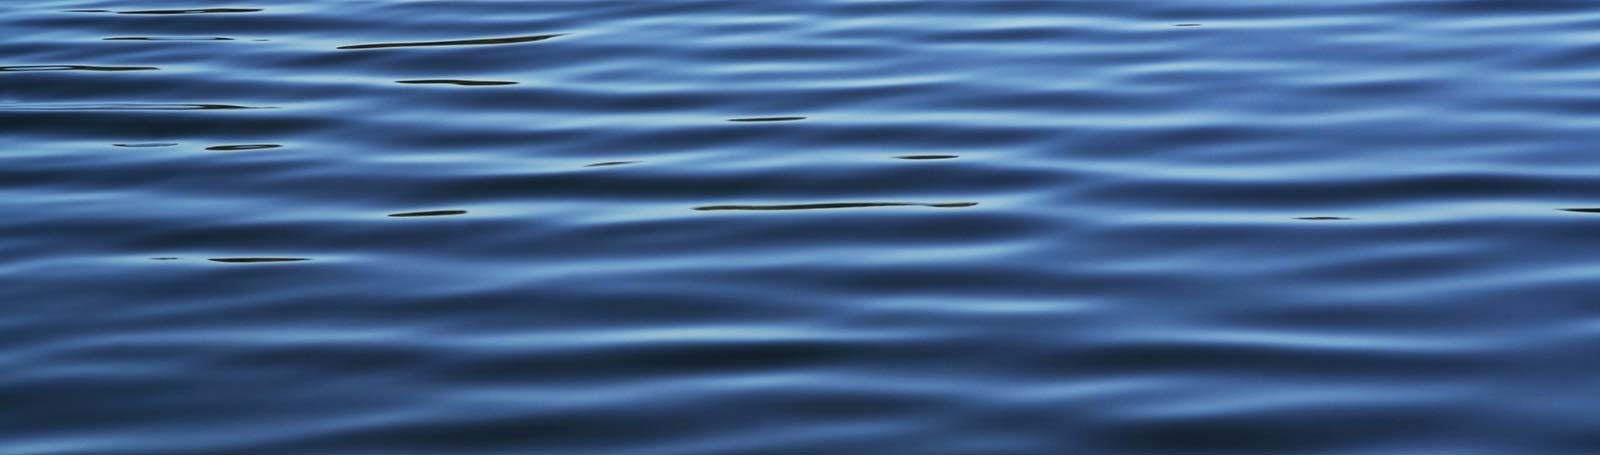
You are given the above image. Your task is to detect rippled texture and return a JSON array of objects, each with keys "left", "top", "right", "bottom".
[{"left": 6, "top": 1, "right": 1600, "bottom": 453}]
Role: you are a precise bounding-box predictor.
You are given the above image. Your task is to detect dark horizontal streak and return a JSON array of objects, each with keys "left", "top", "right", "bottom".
[
  {"left": 695, "top": 202, "right": 977, "bottom": 211},
  {"left": 728, "top": 116, "right": 806, "bottom": 122},
  {"left": 208, "top": 258, "right": 309, "bottom": 263},
  {"left": 896, "top": 155, "right": 959, "bottom": 160},
  {"left": 205, "top": 144, "right": 280, "bottom": 151},
  {"left": 0, "top": 65, "right": 157, "bottom": 72},
  {"left": 117, "top": 8, "right": 262, "bottom": 15},
  {"left": 1559, "top": 208, "right": 1600, "bottom": 213},
  {"left": 1295, "top": 217, "right": 1352, "bottom": 220},
  {"left": 388, "top": 210, "right": 468, "bottom": 217},
  {"left": 105, "top": 37, "right": 235, "bottom": 41},
  {"left": 337, "top": 34, "right": 563, "bottom": 50},
  {"left": 584, "top": 161, "right": 640, "bottom": 167},
  {"left": 395, "top": 79, "right": 518, "bottom": 86},
  {"left": 0, "top": 103, "right": 271, "bottom": 111}
]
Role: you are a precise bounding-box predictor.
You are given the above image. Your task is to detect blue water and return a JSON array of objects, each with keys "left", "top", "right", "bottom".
[{"left": 6, "top": 1, "right": 1600, "bottom": 453}]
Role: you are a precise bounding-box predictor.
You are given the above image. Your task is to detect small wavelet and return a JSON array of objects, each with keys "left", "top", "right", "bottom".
[
  {"left": 336, "top": 34, "right": 564, "bottom": 50},
  {"left": 116, "top": 8, "right": 262, "bottom": 15},
  {"left": 395, "top": 79, "right": 517, "bottom": 86},
  {"left": 0, "top": 103, "right": 269, "bottom": 111},
  {"left": 728, "top": 116, "right": 806, "bottom": 122},
  {"left": 1174, "top": 23, "right": 1203, "bottom": 27},
  {"left": 387, "top": 210, "right": 467, "bottom": 218},
  {"left": 1295, "top": 217, "right": 1353, "bottom": 221},
  {"left": 896, "top": 155, "right": 959, "bottom": 160},
  {"left": 149, "top": 257, "right": 179, "bottom": 261},
  {"left": 205, "top": 144, "right": 281, "bottom": 151},
  {"left": 694, "top": 202, "right": 978, "bottom": 211},
  {"left": 0, "top": 65, "right": 157, "bottom": 72},
  {"left": 584, "top": 161, "right": 641, "bottom": 167},
  {"left": 112, "top": 143, "right": 179, "bottom": 148},
  {"left": 207, "top": 258, "right": 310, "bottom": 263},
  {"left": 104, "top": 37, "right": 237, "bottom": 42}
]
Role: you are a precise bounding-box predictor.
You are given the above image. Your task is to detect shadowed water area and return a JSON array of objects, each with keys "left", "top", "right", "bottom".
[{"left": 6, "top": 1, "right": 1600, "bottom": 453}]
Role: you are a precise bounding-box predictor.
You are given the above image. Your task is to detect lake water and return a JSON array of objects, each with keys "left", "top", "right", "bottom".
[{"left": 6, "top": 1, "right": 1600, "bottom": 453}]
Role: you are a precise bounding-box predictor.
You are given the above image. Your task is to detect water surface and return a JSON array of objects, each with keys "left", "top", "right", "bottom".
[{"left": 6, "top": 1, "right": 1600, "bottom": 453}]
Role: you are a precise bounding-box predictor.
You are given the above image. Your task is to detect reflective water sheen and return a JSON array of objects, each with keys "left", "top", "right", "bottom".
[{"left": 6, "top": 1, "right": 1600, "bottom": 453}]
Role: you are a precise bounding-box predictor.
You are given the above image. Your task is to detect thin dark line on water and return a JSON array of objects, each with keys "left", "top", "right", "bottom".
[
  {"left": 116, "top": 8, "right": 262, "bottom": 15},
  {"left": 0, "top": 65, "right": 158, "bottom": 72},
  {"left": 1296, "top": 216, "right": 1352, "bottom": 221},
  {"left": 337, "top": 34, "right": 564, "bottom": 50},
  {"left": 728, "top": 116, "right": 806, "bottom": 122},
  {"left": 585, "top": 161, "right": 641, "bottom": 167},
  {"left": 62, "top": 9, "right": 111, "bottom": 13},
  {"left": 105, "top": 37, "right": 236, "bottom": 41},
  {"left": 395, "top": 79, "right": 518, "bottom": 86},
  {"left": 694, "top": 202, "right": 978, "bottom": 211},
  {"left": 388, "top": 210, "right": 468, "bottom": 218},
  {"left": 208, "top": 258, "right": 310, "bottom": 263},
  {"left": 896, "top": 155, "right": 959, "bottom": 160},
  {"left": 0, "top": 103, "right": 272, "bottom": 111},
  {"left": 113, "top": 143, "right": 180, "bottom": 148},
  {"left": 150, "top": 257, "right": 180, "bottom": 261},
  {"left": 1174, "top": 23, "right": 1203, "bottom": 27},
  {"left": 206, "top": 144, "right": 281, "bottom": 151},
  {"left": 1559, "top": 208, "right": 1600, "bottom": 213}
]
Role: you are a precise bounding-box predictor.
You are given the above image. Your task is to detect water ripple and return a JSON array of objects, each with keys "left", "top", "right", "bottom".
[
  {"left": 208, "top": 257, "right": 310, "bottom": 263},
  {"left": 388, "top": 210, "right": 468, "bottom": 218},
  {"left": 0, "top": 103, "right": 271, "bottom": 111},
  {"left": 104, "top": 37, "right": 237, "bottom": 41},
  {"left": 728, "top": 116, "right": 807, "bottom": 122},
  {"left": 6, "top": 1, "right": 1600, "bottom": 453},
  {"left": 0, "top": 65, "right": 157, "bottom": 72},
  {"left": 694, "top": 202, "right": 978, "bottom": 211},
  {"left": 205, "top": 144, "right": 282, "bottom": 151},
  {"left": 395, "top": 79, "right": 518, "bottom": 86},
  {"left": 115, "top": 8, "right": 263, "bottom": 15},
  {"left": 336, "top": 34, "right": 564, "bottom": 50}
]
